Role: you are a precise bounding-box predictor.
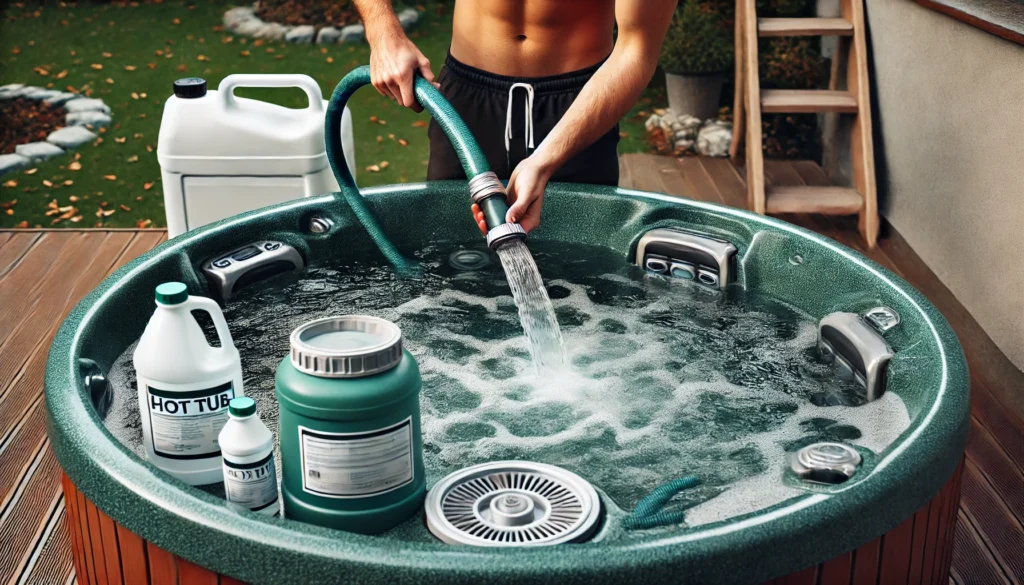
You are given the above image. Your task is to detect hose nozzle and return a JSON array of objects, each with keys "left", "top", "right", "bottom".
[{"left": 469, "top": 171, "right": 527, "bottom": 250}]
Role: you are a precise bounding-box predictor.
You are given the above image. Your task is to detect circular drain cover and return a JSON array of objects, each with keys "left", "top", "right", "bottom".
[{"left": 425, "top": 461, "right": 602, "bottom": 546}]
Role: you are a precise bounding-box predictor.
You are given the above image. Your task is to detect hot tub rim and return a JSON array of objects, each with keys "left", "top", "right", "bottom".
[{"left": 45, "top": 181, "right": 970, "bottom": 585}]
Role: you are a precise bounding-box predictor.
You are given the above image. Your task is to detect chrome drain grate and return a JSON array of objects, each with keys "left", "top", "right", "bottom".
[{"left": 426, "top": 461, "right": 602, "bottom": 546}]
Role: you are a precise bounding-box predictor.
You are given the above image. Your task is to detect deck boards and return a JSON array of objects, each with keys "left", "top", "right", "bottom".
[{"left": 0, "top": 156, "right": 1022, "bottom": 583}]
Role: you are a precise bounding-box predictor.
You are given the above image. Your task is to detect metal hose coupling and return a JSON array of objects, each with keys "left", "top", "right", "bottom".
[{"left": 468, "top": 171, "right": 527, "bottom": 250}]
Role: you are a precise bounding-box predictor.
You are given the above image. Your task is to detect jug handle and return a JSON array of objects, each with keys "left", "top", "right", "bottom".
[
  {"left": 218, "top": 74, "right": 324, "bottom": 112},
  {"left": 186, "top": 296, "right": 237, "bottom": 352}
]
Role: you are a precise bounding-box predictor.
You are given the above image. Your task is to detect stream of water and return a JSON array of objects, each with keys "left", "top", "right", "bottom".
[{"left": 493, "top": 239, "right": 566, "bottom": 371}]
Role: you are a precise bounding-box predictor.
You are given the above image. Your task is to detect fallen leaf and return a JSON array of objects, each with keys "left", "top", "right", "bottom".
[
  {"left": 388, "top": 133, "right": 395, "bottom": 140},
  {"left": 197, "top": 54, "right": 209, "bottom": 61},
  {"left": 47, "top": 199, "right": 58, "bottom": 209},
  {"left": 376, "top": 135, "right": 383, "bottom": 143},
  {"left": 172, "top": 17, "right": 180, "bottom": 24},
  {"left": 265, "top": 48, "right": 275, "bottom": 53},
  {"left": 253, "top": 39, "right": 265, "bottom": 47},
  {"left": 412, "top": 120, "right": 428, "bottom": 128},
  {"left": 133, "top": 133, "right": 143, "bottom": 139},
  {"left": 366, "top": 164, "right": 381, "bottom": 172},
  {"left": 3, "top": 180, "right": 17, "bottom": 187},
  {"left": 124, "top": 65, "right": 137, "bottom": 71},
  {"left": 102, "top": 51, "right": 112, "bottom": 58},
  {"left": 103, "top": 175, "right": 117, "bottom": 181},
  {"left": 115, "top": 136, "right": 127, "bottom": 143},
  {"left": 136, "top": 219, "right": 152, "bottom": 228},
  {"left": 42, "top": 179, "right": 53, "bottom": 187},
  {"left": 619, "top": 131, "right": 629, "bottom": 138},
  {"left": 145, "top": 145, "right": 154, "bottom": 152},
  {"left": 398, "top": 138, "right": 408, "bottom": 147},
  {"left": 274, "top": 54, "right": 284, "bottom": 60},
  {"left": 33, "top": 66, "right": 49, "bottom": 76},
  {"left": 105, "top": 77, "right": 114, "bottom": 85},
  {"left": 69, "top": 195, "right": 79, "bottom": 202},
  {"left": 222, "top": 36, "right": 234, "bottom": 44},
  {"left": 69, "top": 161, "right": 82, "bottom": 171},
  {"left": 11, "top": 47, "right": 20, "bottom": 55},
  {"left": 70, "top": 215, "right": 83, "bottom": 223},
  {"left": 24, "top": 168, "right": 38, "bottom": 175},
  {"left": 380, "top": 161, "right": 390, "bottom": 169},
  {"left": 326, "top": 57, "right": 334, "bottom": 64},
  {"left": 58, "top": 205, "right": 74, "bottom": 212},
  {"left": 5, "top": 209, "right": 13, "bottom": 215},
  {"left": 15, "top": 221, "right": 28, "bottom": 228},
  {"left": 119, "top": 204, "right": 131, "bottom": 211},
  {"left": 370, "top": 116, "right": 378, "bottom": 122},
  {"left": 176, "top": 64, "right": 188, "bottom": 72},
  {"left": 64, "top": 180, "right": 73, "bottom": 186},
  {"left": 378, "top": 119, "right": 387, "bottom": 125},
  {"left": 127, "top": 155, "right": 139, "bottom": 163},
  {"left": 136, "top": 196, "right": 143, "bottom": 201},
  {"left": 143, "top": 182, "right": 154, "bottom": 190},
  {"left": 46, "top": 208, "right": 61, "bottom": 217},
  {"left": 239, "top": 50, "right": 251, "bottom": 57},
  {"left": 99, "top": 201, "right": 108, "bottom": 208},
  {"left": 147, "top": 62, "right": 157, "bottom": 70},
  {"left": 55, "top": 70, "right": 68, "bottom": 79},
  {"left": 90, "top": 63, "right": 103, "bottom": 70},
  {"left": 103, "top": 209, "right": 117, "bottom": 217},
  {"left": 131, "top": 92, "right": 139, "bottom": 100}
]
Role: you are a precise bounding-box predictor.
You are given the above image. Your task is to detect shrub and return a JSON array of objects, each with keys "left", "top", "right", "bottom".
[
  {"left": 660, "top": 0, "right": 733, "bottom": 75},
  {"left": 759, "top": 37, "right": 827, "bottom": 90}
]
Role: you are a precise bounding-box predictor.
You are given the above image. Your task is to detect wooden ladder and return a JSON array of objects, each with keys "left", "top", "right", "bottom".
[{"left": 729, "top": 0, "right": 879, "bottom": 248}]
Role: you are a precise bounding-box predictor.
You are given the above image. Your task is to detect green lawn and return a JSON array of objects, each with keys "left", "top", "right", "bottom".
[{"left": 0, "top": 0, "right": 653, "bottom": 228}]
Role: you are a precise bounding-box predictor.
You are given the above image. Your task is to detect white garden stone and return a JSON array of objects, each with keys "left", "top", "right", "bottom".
[
  {"left": 64, "top": 98, "right": 111, "bottom": 114},
  {"left": 44, "top": 92, "right": 80, "bottom": 106},
  {"left": 66, "top": 110, "right": 113, "bottom": 128},
  {"left": 285, "top": 25, "right": 315, "bottom": 43},
  {"left": 254, "top": 22, "right": 290, "bottom": 40},
  {"left": 0, "top": 84, "right": 28, "bottom": 100},
  {"left": 340, "top": 24, "right": 365, "bottom": 43},
  {"left": 0, "top": 153, "right": 30, "bottom": 175},
  {"left": 316, "top": 26, "right": 340, "bottom": 44},
  {"left": 398, "top": 8, "right": 419, "bottom": 30},
  {"left": 47, "top": 126, "right": 97, "bottom": 149},
  {"left": 696, "top": 120, "right": 733, "bottom": 158},
  {"left": 21, "top": 87, "right": 63, "bottom": 101},
  {"left": 15, "top": 141, "right": 65, "bottom": 162},
  {"left": 223, "top": 6, "right": 256, "bottom": 28},
  {"left": 235, "top": 19, "right": 266, "bottom": 36}
]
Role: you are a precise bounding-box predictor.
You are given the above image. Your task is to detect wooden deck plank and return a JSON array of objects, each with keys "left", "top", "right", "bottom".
[
  {"left": 966, "top": 418, "right": 1024, "bottom": 526},
  {"left": 22, "top": 504, "right": 75, "bottom": 585},
  {"left": 0, "top": 232, "right": 40, "bottom": 278},
  {"left": 0, "top": 446, "right": 63, "bottom": 582},
  {"left": 959, "top": 459, "right": 1024, "bottom": 583},
  {"left": 950, "top": 509, "right": 1013, "bottom": 585}
]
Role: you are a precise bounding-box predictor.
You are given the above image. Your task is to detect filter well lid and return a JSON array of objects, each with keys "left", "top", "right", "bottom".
[{"left": 289, "top": 315, "right": 403, "bottom": 378}]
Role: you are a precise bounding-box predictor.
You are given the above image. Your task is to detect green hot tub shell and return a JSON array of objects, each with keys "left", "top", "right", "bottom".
[{"left": 46, "top": 68, "right": 970, "bottom": 585}]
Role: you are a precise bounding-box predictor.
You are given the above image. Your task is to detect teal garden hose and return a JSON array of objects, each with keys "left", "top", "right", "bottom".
[{"left": 324, "top": 66, "right": 527, "bottom": 275}]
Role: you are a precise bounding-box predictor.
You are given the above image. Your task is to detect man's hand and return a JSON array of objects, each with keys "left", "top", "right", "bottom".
[
  {"left": 506, "top": 155, "right": 555, "bottom": 233},
  {"left": 368, "top": 32, "right": 437, "bottom": 112}
]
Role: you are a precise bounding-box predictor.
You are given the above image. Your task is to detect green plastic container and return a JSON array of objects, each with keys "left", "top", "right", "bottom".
[{"left": 275, "top": 315, "right": 425, "bottom": 534}]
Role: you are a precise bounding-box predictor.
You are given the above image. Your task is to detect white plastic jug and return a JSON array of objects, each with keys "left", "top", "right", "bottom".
[
  {"left": 157, "top": 74, "right": 356, "bottom": 238},
  {"left": 219, "top": 396, "right": 279, "bottom": 516},
  {"left": 133, "top": 282, "right": 244, "bottom": 486}
]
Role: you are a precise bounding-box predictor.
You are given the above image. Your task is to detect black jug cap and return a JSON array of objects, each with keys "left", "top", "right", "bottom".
[{"left": 173, "top": 78, "right": 207, "bottom": 99}]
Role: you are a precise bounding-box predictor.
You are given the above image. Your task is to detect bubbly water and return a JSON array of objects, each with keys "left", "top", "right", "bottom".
[
  {"left": 103, "top": 241, "right": 910, "bottom": 529},
  {"left": 494, "top": 239, "right": 566, "bottom": 371}
]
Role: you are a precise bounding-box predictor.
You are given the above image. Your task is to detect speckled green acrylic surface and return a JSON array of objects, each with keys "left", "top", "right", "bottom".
[{"left": 45, "top": 179, "right": 969, "bottom": 585}]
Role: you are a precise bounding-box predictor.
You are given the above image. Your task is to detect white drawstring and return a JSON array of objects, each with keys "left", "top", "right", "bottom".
[{"left": 504, "top": 82, "right": 535, "bottom": 159}]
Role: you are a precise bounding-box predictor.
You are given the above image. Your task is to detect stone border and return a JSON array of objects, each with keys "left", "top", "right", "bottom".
[
  {"left": 645, "top": 108, "right": 733, "bottom": 158},
  {"left": 223, "top": 3, "right": 419, "bottom": 44},
  {"left": 0, "top": 84, "right": 112, "bottom": 177}
]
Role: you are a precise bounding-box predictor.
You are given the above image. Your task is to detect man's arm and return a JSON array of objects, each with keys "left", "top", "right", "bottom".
[
  {"left": 506, "top": 0, "right": 676, "bottom": 231},
  {"left": 353, "top": 0, "right": 437, "bottom": 112}
]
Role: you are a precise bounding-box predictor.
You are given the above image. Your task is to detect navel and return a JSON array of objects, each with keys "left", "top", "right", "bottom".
[{"left": 514, "top": 34, "right": 527, "bottom": 42}]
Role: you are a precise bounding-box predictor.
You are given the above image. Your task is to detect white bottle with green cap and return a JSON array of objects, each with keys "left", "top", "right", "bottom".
[
  {"left": 219, "top": 397, "right": 279, "bottom": 516},
  {"left": 133, "top": 282, "right": 244, "bottom": 486}
]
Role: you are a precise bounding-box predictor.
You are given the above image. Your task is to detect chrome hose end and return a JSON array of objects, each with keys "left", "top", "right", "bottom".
[
  {"left": 486, "top": 222, "right": 527, "bottom": 250},
  {"left": 468, "top": 171, "right": 506, "bottom": 204}
]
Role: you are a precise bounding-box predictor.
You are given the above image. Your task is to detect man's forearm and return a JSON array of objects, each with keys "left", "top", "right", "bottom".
[
  {"left": 531, "top": 42, "right": 657, "bottom": 173},
  {"left": 352, "top": 0, "right": 403, "bottom": 45}
]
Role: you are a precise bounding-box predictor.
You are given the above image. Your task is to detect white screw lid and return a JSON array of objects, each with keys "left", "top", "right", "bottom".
[{"left": 289, "top": 316, "right": 403, "bottom": 378}]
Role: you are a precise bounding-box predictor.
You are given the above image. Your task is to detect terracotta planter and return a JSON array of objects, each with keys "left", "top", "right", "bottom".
[{"left": 665, "top": 71, "right": 725, "bottom": 120}]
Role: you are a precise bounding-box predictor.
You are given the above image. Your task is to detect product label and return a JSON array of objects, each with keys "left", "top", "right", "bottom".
[
  {"left": 299, "top": 418, "right": 414, "bottom": 499},
  {"left": 146, "top": 382, "right": 235, "bottom": 460},
  {"left": 223, "top": 452, "right": 279, "bottom": 512}
]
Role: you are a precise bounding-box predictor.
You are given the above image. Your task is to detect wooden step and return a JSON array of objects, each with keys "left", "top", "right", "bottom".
[
  {"left": 761, "top": 89, "right": 858, "bottom": 114},
  {"left": 766, "top": 186, "right": 863, "bottom": 215},
  {"left": 758, "top": 18, "right": 854, "bottom": 37}
]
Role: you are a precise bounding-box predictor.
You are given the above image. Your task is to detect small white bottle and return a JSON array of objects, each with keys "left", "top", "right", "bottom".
[
  {"left": 133, "top": 282, "right": 244, "bottom": 486},
  {"left": 219, "top": 397, "right": 279, "bottom": 516}
]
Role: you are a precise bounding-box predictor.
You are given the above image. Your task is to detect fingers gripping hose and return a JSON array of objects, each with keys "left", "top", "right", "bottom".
[
  {"left": 325, "top": 66, "right": 524, "bottom": 262},
  {"left": 623, "top": 476, "right": 701, "bottom": 531}
]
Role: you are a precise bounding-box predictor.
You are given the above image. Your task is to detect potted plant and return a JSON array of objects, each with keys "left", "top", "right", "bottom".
[{"left": 660, "top": 0, "right": 733, "bottom": 120}]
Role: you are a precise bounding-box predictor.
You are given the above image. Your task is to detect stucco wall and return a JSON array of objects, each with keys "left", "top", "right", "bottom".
[{"left": 866, "top": 0, "right": 1024, "bottom": 370}]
